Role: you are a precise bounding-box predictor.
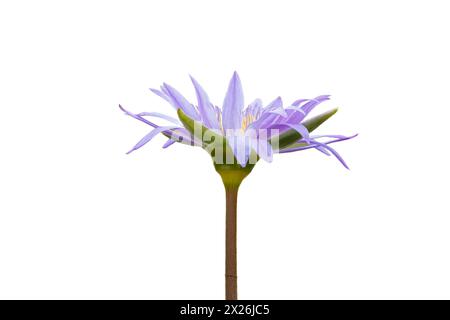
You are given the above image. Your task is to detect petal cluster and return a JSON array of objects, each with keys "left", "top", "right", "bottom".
[{"left": 120, "top": 72, "right": 356, "bottom": 168}]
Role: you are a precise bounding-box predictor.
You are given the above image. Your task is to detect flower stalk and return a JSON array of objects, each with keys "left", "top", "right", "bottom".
[
  {"left": 224, "top": 184, "right": 238, "bottom": 300},
  {"left": 216, "top": 164, "right": 253, "bottom": 300}
]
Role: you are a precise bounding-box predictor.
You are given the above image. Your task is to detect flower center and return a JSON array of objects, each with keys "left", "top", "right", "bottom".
[{"left": 241, "top": 114, "right": 256, "bottom": 131}]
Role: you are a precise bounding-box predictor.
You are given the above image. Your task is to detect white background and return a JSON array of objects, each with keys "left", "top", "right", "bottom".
[{"left": 1, "top": 0, "right": 449, "bottom": 299}]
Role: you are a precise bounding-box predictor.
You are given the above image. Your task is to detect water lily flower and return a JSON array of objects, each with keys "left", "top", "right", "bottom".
[{"left": 120, "top": 72, "right": 356, "bottom": 300}]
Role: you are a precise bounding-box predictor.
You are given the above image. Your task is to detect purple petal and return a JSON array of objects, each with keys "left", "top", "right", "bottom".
[
  {"left": 248, "top": 97, "right": 284, "bottom": 130},
  {"left": 291, "top": 98, "right": 309, "bottom": 107},
  {"left": 160, "top": 85, "right": 170, "bottom": 97},
  {"left": 285, "top": 123, "right": 310, "bottom": 142},
  {"left": 162, "top": 139, "right": 176, "bottom": 149},
  {"left": 302, "top": 95, "right": 331, "bottom": 114},
  {"left": 127, "top": 125, "right": 178, "bottom": 154},
  {"left": 137, "top": 112, "right": 180, "bottom": 125},
  {"left": 265, "top": 96, "right": 283, "bottom": 110},
  {"left": 119, "top": 104, "right": 157, "bottom": 128},
  {"left": 244, "top": 99, "right": 263, "bottom": 118},
  {"left": 279, "top": 134, "right": 357, "bottom": 153},
  {"left": 286, "top": 95, "right": 330, "bottom": 124},
  {"left": 190, "top": 75, "right": 220, "bottom": 129},
  {"left": 162, "top": 83, "right": 200, "bottom": 121},
  {"left": 222, "top": 71, "right": 244, "bottom": 130},
  {"left": 149, "top": 88, "right": 174, "bottom": 107},
  {"left": 285, "top": 105, "right": 306, "bottom": 115},
  {"left": 226, "top": 133, "right": 250, "bottom": 167},
  {"left": 312, "top": 141, "right": 349, "bottom": 169},
  {"left": 315, "top": 146, "right": 331, "bottom": 156},
  {"left": 311, "top": 134, "right": 349, "bottom": 139},
  {"left": 265, "top": 96, "right": 286, "bottom": 117},
  {"left": 278, "top": 134, "right": 357, "bottom": 169},
  {"left": 248, "top": 99, "right": 262, "bottom": 109},
  {"left": 119, "top": 105, "right": 193, "bottom": 145},
  {"left": 267, "top": 107, "right": 287, "bottom": 117},
  {"left": 250, "top": 138, "right": 273, "bottom": 163}
]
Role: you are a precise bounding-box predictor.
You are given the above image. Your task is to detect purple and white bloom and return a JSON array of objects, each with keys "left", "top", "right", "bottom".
[
  {"left": 120, "top": 72, "right": 356, "bottom": 300},
  {"left": 120, "top": 72, "right": 356, "bottom": 168}
]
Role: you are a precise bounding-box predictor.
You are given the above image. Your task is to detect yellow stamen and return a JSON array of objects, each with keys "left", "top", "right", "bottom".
[{"left": 241, "top": 114, "right": 256, "bottom": 131}]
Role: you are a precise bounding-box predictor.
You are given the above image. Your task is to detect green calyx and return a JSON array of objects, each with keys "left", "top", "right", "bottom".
[{"left": 214, "top": 163, "right": 255, "bottom": 188}]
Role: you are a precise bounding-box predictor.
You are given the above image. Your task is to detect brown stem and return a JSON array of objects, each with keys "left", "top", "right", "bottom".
[
  {"left": 216, "top": 164, "right": 252, "bottom": 300},
  {"left": 225, "top": 185, "right": 238, "bottom": 300}
]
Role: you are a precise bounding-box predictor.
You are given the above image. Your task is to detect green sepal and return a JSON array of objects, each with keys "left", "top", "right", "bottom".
[
  {"left": 177, "top": 109, "right": 241, "bottom": 165},
  {"left": 270, "top": 108, "right": 338, "bottom": 150},
  {"left": 176, "top": 109, "right": 224, "bottom": 147}
]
